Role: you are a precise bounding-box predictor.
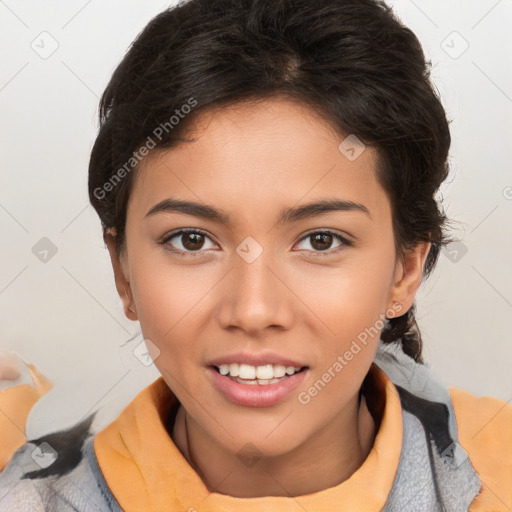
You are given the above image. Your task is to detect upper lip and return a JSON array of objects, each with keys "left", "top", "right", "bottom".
[{"left": 208, "top": 351, "right": 308, "bottom": 368}]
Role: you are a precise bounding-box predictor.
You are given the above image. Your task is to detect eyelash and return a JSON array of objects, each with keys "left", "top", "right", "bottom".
[{"left": 159, "top": 228, "right": 352, "bottom": 258}]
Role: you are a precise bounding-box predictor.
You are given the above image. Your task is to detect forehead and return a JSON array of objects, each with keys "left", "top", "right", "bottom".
[{"left": 129, "top": 97, "right": 390, "bottom": 226}]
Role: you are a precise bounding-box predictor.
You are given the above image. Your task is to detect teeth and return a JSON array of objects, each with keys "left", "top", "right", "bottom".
[
  {"left": 239, "top": 364, "right": 256, "bottom": 379},
  {"left": 256, "top": 364, "right": 273, "bottom": 379},
  {"left": 273, "top": 365, "right": 287, "bottom": 378},
  {"left": 216, "top": 363, "right": 303, "bottom": 379},
  {"left": 232, "top": 376, "right": 284, "bottom": 385},
  {"left": 218, "top": 364, "right": 230, "bottom": 375}
]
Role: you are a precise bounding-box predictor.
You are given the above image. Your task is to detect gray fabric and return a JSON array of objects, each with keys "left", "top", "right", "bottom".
[
  {"left": 0, "top": 338, "right": 483, "bottom": 511},
  {"left": 373, "top": 341, "right": 460, "bottom": 447},
  {"left": 374, "top": 340, "right": 482, "bottom": 511},
  {"left": 0, "top": 436, "right": 122, "bottom": 511},
  {"left": 381, "top": 410, "right": 482, "bottom": 511},
  {"left": 384, "top": 410, "right": 442, "bottom": 511}
]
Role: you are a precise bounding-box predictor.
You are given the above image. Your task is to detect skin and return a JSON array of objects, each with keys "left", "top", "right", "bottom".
[{"left": 106, "top": 97, "right": 430, "bottom": 498}]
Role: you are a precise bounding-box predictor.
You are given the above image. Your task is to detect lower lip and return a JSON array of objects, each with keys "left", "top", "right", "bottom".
[{"left": 208, "top": 366, "right": 308, "bottom": 407}]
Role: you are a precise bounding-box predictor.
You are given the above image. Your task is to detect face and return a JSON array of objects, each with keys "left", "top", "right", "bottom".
[{"left": 108, "top": 97, "right": 429, "bottom": 458}]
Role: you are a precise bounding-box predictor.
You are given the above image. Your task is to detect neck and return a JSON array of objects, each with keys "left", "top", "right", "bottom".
[{"left": 170, "top": 389, "right": 376, "bottom": 498}]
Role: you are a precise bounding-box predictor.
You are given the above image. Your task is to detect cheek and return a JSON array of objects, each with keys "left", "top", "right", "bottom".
[
  {"left": 295, "top": 244, "right": 395, "bottom": 384},
  {"left": 130, "top": 250, "right": 206, "bottom": 329},
  {"left": 300, "top": 255, "right": 395, "bottom": 339},
  {"left": 293, "top": 268, "right": 390, "bottom": 417},
  {"left": 128, "top": 254, "right": 218, "bottom": 376}
]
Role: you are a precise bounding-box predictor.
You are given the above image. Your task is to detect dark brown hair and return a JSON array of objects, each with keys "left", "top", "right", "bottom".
[{"left": 88, "top": 0, "right": 454, "bottom": 364}]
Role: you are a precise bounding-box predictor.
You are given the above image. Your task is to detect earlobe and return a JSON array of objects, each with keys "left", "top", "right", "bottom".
[
  {"left": 387, "top": 241, "right": 431, "bottom": 314},
  {"left": 105, "top": 232, "right": 138, "bottom": 322}
]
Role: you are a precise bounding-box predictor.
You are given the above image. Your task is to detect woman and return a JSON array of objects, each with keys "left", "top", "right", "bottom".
[{"left": 1, "top": 0, "right": 510, "bottom": 510}]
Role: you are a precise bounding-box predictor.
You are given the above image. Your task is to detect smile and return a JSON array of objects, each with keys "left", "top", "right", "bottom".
[
  {"left": 208, "top": 365, "right": 309, "bottom": 407},
  {"left": 214, "top": 363, "right": 306, "bottom": 383}
]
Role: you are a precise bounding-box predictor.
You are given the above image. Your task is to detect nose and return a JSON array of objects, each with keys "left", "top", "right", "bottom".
[{"left": 215, "top": 249, "right": 294, "bottom": 336}]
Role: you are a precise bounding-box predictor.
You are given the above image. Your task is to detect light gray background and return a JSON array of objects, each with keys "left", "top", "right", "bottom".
[{"left": 0, "top": 0, "right": 511, "bottom": 437}]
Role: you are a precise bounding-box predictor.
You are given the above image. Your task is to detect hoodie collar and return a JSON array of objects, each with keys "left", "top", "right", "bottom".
[{"left": 94, "top": 362, "right": 402, "bottom": 512}]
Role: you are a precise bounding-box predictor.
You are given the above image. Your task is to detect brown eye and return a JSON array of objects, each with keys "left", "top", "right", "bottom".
[
  {"left": 295, "top": 230, "right": 351, "bottom": 256},
  {"left": 310, "top": 232, "right": 334, "bottom": 251},
  {"left": 161, "top": 229, "right": 217, "bottom": 255},
  {"left": 181, "top": 232, "right": 205, "bottom": 251}
]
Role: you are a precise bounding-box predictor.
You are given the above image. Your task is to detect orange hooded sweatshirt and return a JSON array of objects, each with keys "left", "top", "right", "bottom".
[{"left": 0, "top": 343, "right": 510, "bottom": 511}]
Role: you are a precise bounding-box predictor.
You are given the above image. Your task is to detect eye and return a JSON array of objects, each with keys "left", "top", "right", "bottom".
[
  {"left": 295, "top": 230, "right": 352, "bottom": 256},
  {"left": 159, "top": 228, "right": 352, "bottom": 258},
  {"left": 160, "top": 228, "right": 217, "bottom": 256}
]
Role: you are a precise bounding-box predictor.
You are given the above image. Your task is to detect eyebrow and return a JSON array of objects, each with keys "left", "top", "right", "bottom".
[{"left": 145, "top": 197, "right": 372, "bottom": 224}]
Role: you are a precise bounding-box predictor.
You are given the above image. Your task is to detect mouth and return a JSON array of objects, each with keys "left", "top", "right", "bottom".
[
  {"left": 207, "top": 363, "right": 310, "bottom": 407},
  {"left": 211, "top": 363, "right": 308, "bottom": 386}
]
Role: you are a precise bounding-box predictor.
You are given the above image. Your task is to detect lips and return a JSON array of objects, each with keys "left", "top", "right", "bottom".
[
  {"left": 208, "top": 365, "right": 309, "bottom": 407},
  {"left": 206, "top": 351, "right": 310, "bottom": 407}
]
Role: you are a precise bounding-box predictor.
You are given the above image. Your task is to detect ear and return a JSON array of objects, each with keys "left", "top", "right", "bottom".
[
  {"left": 105, "top": 231, "right": 138, "bottom": 322},
  {"left": 386, "top": 241, "right": 431, "bottom": 316}
]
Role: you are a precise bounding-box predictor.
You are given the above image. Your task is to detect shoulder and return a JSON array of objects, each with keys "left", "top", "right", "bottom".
[
  {"left": 449, "top": 386, "right": 512, "bottom": 511},
  {"left": 0, "top": 412, "right": 121, "bottom": 511}
]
